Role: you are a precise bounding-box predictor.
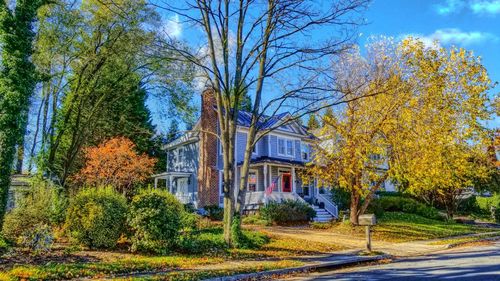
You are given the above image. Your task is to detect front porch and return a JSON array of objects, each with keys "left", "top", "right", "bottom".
[
  {"left": 224, "top": 159, "right": 315, "bottom": 208},
  {"left": 153, "top": 172, "right": 198, "bottom": 206}
]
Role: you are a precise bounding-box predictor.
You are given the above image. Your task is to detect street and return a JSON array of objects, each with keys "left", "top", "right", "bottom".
[{"left": 283, "top": 241, "right": 500, "bottom": 281}]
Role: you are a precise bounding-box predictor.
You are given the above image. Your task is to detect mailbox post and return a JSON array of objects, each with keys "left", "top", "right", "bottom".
[{"left": 358, "top": 214, "right": 376, "bottom": 252}]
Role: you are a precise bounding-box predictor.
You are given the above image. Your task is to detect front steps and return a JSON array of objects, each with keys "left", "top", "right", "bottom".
[{"left": 312, "top": 205, "right": 335, "bottom": 222}]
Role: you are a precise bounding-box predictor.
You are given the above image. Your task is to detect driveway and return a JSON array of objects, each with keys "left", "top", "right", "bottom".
[{"left": 282, "top": 241, "right": 500, "bottom": 281}]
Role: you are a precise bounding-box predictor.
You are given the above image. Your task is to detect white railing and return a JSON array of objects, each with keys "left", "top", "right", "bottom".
[
  {"left": 175, "top": 192, "right": 198, "bottom": 204},
  {"left": 316, "top": 192, "right": 339, "bottom": 218}
]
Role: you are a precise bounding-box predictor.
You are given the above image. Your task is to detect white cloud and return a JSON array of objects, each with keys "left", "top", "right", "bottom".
[
  {"left": 470, "top": 0, "right": 500, "bottom": 14},
  {"left": 410, "top": 28, "right": 498, "bottom": 46},
  {"left": 434, "top": 0, "right": 500, "bottom": 15},
  {"left": 435, "top": 0, "right": 466, "bottom": 15},
  {"left": 162, "top": 14, "right": 182, "bottom": 39}
]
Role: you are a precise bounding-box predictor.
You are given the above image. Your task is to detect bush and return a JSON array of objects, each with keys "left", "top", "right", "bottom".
[
  {"left": 368, "top": 196, "right": 443, "bottom": 220},
  {"left": 204, "top": 205, "right": 224, "bottom": 221},
  {"left": 0, "top": 234, "right": 9, "bottom": 255},
  {"left": 330, "top": 188, "right": 351, "bottom": 210},
  {"left": 2, "top": 177, "right": 66, "bottom": 243},
  {"left": 260, "top": 199, "right": 316, "bottom": 225},
  {"left": 128, "top": 188, "right": 184, "bottom": 254},
  {"left": 476, "top": 194, "right": 500, "bottom": 213},
  {"left": 18, "top": 224, "right": 54, "bottom": 255},
  {"left": 178, "top": 229, "right": 227, "bottom": 254},
  {"left": 456, "top": 196, "right": 479, "bottom": 214},
  {"left": 66, "top": 187, "right": 127, "bottom": 249}
]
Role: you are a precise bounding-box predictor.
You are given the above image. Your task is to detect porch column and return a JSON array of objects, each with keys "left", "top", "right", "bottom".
[
  {"left": 268, "top": 165, "right": 272, "bottom": 191},
  {"left": 154, "top": 177, "right": 158, "bottom": 189},
  {"left": 263, "top": 164, "right": 268, "bottom": 190},
  {"left": 291, "top": 166, "right": 296, "bottom": 193},
  {"left": 169, "top": 176, "right": 173, "bottom": 193}
]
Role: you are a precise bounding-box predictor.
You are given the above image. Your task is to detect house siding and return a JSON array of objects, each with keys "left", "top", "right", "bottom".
[{"left": 166, "top": 142, "right": 199, "bottom": 173}]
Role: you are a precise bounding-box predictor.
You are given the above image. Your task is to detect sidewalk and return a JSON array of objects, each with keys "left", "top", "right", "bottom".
[{"left": 255, "top": 226, "right": 500, "bottom": 257}]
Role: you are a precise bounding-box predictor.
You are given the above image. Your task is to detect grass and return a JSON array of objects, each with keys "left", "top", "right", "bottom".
[
  {"left": 428, "top": 232, "right": 500, "bottom": 246},
  {"left": 0, "top": 228, "right": 331, "bottom": 280},
  {"left": 114, "top": 260, "right": 304, "bottom": 281},
  {"left": 0, "top": 255, "right": 224, "bottom": 281},
  {"left": 230, "top": 234, "right": 346, "bottom": 259},
  {"left": 329, "top": 212, "right": 494, "bottom": 243}
]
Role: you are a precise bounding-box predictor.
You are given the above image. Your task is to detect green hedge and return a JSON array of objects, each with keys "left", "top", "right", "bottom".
[
  {"left": 476, "top": 194, "right": 500, "bottom": 223},
  {"left": 260, "top": 199, "right": 316, "bottom": 225},
  {"left": 66, "top": 187, "right": 127, "bottom": 249},
  {"left": 127, "top": 188, "right": 184, "bottom": 254},
  {"left": 369, "top": 196, "right": 443, "bottom": 220}
]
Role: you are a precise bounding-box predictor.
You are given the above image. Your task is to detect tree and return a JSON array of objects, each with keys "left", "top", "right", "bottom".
[
  {"left": 159, "top": 0, "right": 371, "bottom": 246},
  {"left": 311, "top": 38, "right": 493, "bottom": 223},
  {"left": 391, "top": 38, "right": 492, "bottom": 219},
  {"left": 33, "top": 0, "right": 192, "bottom": 186},
  {"left": 306, "top": 114, "right": 320, "bottom": 130},
  {"left": 0, "top": 0, "right": 49, "bottom": 225},
  {"left": 166, "top": 120, "right": 180, "bottom": 143},
  {"left": 310, "top": 42, "right": 407, "bottom": 225},
  {"left": 71, "top": 137, "right": 156, "bottom": 195}
]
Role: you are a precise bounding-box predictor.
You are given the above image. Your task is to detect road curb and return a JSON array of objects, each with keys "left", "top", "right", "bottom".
[{"left": 202, "top": 255, "right": 391, "bottom": 281}]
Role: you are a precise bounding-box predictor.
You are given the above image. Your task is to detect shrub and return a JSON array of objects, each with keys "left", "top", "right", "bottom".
[
  {"left": 66, "top": 187, "right": 127, "bottom": 249},
  {"left": 178, "top": 229, "right": 227, "bottom": 254},
  {"left": 18, "top": 224, "right": 54, "bottom": 255},
  {"left": 204, "top": 205, "right": 224, "bottom": 221},
  {"left": 456, "top": 196, "right": 479, "bottom": 214},
  {"left": 330, "top": 188, "right": 351, "bottom": 210},
  {"left": 2, "top": 177, "right": 66, "bottom": 243},
  {"left": 260, "top": 199, "right": 316, "bottom": 225},
  {"left": 368, "top": 196, "right": 442, "bottom": 220},
  {"left": 128, "top": 188, "right": 184, "bottom": 254},
  {"left": 0, "top": 234, "right": 9, "bottom": 255}
]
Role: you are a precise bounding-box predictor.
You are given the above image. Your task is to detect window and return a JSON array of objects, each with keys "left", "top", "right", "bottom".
[
  {"left": 301, "top": 143, "right": 310, "bottom": 160},
  {"left": 248, "top": 170, "right": 258, "bottom": 192},
  {"left": 177, "top": 147, "right": 184, "bottom": 164},
  {"left": 278, "top": 138, "right": 286, "bottom": 155},
  {"left": 286, "top": 140, "right": 293, "bottom": 156},
  {"left": 277, "top": 137, "right": 294, "bottom": 157}
]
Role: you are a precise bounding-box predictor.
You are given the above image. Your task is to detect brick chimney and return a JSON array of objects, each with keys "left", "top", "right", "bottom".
[{"left": 197, "top": 88, "right": 220, "bottom": 207}]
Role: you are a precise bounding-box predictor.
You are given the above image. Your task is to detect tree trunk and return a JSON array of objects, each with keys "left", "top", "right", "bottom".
[
  {"left": 350, "top": 191, "right": 360, "bottom": 225},
  {"left": 15, "top": 138, "right": 25, "bottom": 174}
]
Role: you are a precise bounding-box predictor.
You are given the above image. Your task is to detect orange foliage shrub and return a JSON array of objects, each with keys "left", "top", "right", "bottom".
[{"left": 72, "top": 137, "right": 157, "bottom": 193}]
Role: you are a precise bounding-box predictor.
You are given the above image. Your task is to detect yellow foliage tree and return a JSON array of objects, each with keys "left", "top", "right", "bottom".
[{"left": 310, "top": 38, "right": 494, "bottom": 224}]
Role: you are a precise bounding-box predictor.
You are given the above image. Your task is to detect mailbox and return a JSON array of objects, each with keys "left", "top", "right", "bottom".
[{"left": 359, "top": 214, "right": 376, "bottom": 226}]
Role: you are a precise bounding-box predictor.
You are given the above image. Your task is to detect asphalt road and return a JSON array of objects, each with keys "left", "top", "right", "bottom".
[{"left": 283, "top": 241, "right": 500, "bottom": 281}]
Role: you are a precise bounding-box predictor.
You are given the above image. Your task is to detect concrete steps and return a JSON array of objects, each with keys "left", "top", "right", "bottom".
[{"left": 312, "top": 205, "right": 335, "bottom": 222}]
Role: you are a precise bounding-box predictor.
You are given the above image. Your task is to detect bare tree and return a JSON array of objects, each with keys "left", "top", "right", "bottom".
[{"left": 154, "top": 0, "right": 372, "bottom": 245}]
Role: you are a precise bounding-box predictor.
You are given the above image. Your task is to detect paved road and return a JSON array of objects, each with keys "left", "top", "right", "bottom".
[{"left": 283, "top": 241, "right": 500, "bottom": 281}]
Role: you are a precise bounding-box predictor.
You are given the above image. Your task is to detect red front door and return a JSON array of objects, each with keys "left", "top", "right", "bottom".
[{"left": 282, "top": 173, "right": 292, "bottom": 192}]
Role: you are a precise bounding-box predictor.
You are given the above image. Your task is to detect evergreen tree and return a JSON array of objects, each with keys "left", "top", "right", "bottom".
[
  {"left": 0, "top": 0, "right": 48, "bottom": 225},
  {"left": 307, "top": 114, "right": 320, "bottom": 129},
  {"left": 166, "top": 120, "right": 180, "bottom": 143},
  {"left": 322, "top": 107, "right": 334, "bottom": 126}
]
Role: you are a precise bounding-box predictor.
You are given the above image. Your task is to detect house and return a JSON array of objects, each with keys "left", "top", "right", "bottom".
[{"left": 153, "top": 89, "right": 338, "bottom": 221}]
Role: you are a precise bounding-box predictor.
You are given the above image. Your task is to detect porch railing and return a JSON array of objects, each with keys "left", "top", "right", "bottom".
[
  {"left": 175, "top": 192, "right": 198, "bottom": 204},
  {"left": 316, "top": 192, "right": 339, "bottom": 218}
]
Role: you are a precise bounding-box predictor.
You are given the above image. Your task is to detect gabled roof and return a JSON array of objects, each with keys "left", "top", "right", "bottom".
[{"left": 236, "top": 110, "right": 289, "bottom": 130}]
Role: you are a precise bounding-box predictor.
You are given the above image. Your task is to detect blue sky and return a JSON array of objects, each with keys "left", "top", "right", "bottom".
[{"left": 151, "top": 0, "right": 500, "bottom": 132}]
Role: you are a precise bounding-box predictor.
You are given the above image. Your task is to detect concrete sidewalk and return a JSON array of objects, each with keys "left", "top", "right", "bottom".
[{"left": 254, "top": 226, "right": 500, "bottom": 257}]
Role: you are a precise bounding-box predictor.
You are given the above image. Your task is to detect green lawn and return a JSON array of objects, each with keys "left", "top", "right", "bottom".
[{"left": 330, "top": 212, "right": 495, "bottom": 242}]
